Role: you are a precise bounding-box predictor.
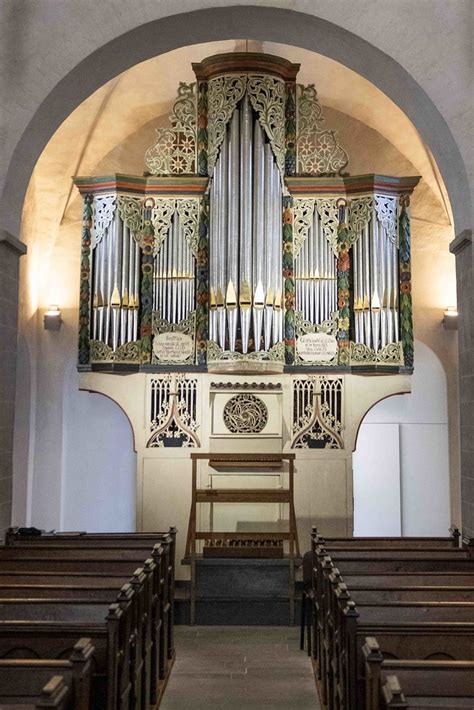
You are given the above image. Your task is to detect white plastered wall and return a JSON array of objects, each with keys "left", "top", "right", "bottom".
[{"left": 354, "top": 340, "right": 451, "bottom": 536}]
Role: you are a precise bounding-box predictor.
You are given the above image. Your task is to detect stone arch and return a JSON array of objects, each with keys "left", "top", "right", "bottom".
[{"left": 1, "top": 5, "right": 470, "bottom": 239}]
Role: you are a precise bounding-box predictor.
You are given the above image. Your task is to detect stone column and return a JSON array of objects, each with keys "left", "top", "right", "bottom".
[
  {"left": 0, "top": 230, "right": 26, "bottom": 540},
  {"left": 450, "top": 229, "right": 474, "bottom": 539}
]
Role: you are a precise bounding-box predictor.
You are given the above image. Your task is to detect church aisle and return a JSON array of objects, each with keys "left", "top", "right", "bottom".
[{"left": 161, "top": 626, "right": 320, "bottom": 710}]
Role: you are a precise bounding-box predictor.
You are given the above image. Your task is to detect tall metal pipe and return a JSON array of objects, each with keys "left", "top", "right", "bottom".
[
  {"left": 217, "top": 134, "right": 228, "bottom": 347},
  {"left": 92, "top": 242, "right": 100, "bottom": 341},
  {"left": 227, "top": 109, "right": 240, "bottom": 352},
  {"left": 263, "top": 143, "right": 275, "bottom": 350},
  {"left": 209, "top": 178, "right": 217, "bottom": 342},
  {"left": 239, "top": 95, "right": 253, "bottom": 353},
  {"left": 120, "top": 224, "right": 130, "bottom": 345},
  {"left": 252, "top": 119, "right": 265, "bottom": 350}
]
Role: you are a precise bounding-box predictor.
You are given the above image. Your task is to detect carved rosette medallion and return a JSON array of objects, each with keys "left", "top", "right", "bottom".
[{"left": 223, "top": 394, "right": 268, "bottom": 434}]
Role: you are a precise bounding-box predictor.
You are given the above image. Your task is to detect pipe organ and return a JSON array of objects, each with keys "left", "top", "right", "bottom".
[{"left": 75, "top": 52, "right": 419, "bottom": 374}]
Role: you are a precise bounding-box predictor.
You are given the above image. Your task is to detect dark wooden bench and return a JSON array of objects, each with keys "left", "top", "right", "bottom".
[
  {"left": 4, "top": 530, "right": 178, "bottom": 637},
  {"left": 309, "top": 535, "right": 474, "bottom": 710},
  {"left": 335, "top": 597, "right": 474, "bottom": 710},
  {"left": 0, "top": 674, "right": 75, "bottom": 709},
  {"left": 0, "top": 558, "right": 166, "bottom": 707},
  {"left": 380, "top": 670, "right": 474, "bottom": 708},
  {"left": 0, "top": 600, "right": 129, "bottom": 710},
  {"left": 0, "top": 571, "right": 163, "bottom": 707},
  {"left": 341, "top": 572, "right": 474, "bottom": 587},
  {"left": 311, "top": 526, "right": 461, "bottom": 549},
  {"left": 311, "top": 549, "right": 474, "bottom": 677},
  {"left": 0, "top": 637, "right": 94, "bottom": 710},
  {"left": 1, "top": 535, "right": 176, "bottom": 670},
  {"left": 363, "top": 636, "right": 474, "bottom": 710},
  {"left": 0, "top": 573, "right": 155, "bottom": 709}
]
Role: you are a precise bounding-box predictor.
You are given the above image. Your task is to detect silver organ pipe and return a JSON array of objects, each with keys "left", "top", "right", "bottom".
[
  {"left": 227, "top": 109, "right": 240, "bottom": 353},
  {"left": 120, "top": 224, "right": 129, "bottom": 346},
  {"left": 209, "top": 175, "right": 218, "bottom": 342},
  {"left": 172, "top": 213, "right": 179, "bottom": 324},
  {"left": 152, "top": 208, "right": 196, "bottom": 327},
  {"left": 240, "top": 95, "right": 253, "bottom": 354},
  {"left": 90, "top": 201, "right": 142, "bottom": 349},
  {"left": 208, "top": 95, "right": 283, "bottom": 354},
  {"left": 104, "top": 218, "right": 114, "bottom": 347},
  {"left": 217, "top": 133, "right": 228, "bottom": 348},
  {"left": 351, "top": 208, "right": 399, "bottom": 351},
  {"left": 272, "top": 161, "right": 282, "bottom": 344},
  {"left": 264, "top": 144, "right": 274, "bottom": 351},
  {"left": 392, "top": 240, "right": 399, "bottom": 343},
  {"left": 98, "top": 237, "right": 106, "bottom": 342},
  {"left": 294, "top": 204, "right": 337, "bottom": 327},
  {"left": 252, "top": 119, "right": 265, "bottom": 351},
  {"left": 132, "top": 240, "right": 140, "bottom": 340},
  {"left": 128, "top": 236, "right": 136, "bottom": 343}
]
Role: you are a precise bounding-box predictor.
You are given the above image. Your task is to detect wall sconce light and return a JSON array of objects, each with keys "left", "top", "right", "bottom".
[
  {"left": 44, "top": 305, "right": 62, "bottom": 331},
  {"left": 443, "top": 306, "right": 458, "bottom": 331}
]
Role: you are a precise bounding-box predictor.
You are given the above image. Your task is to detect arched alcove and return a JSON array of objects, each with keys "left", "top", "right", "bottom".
[
  {"left": 61, "top": 360, "right": 136, "bottom": 531},
  {"left": 353, "top": 340, "right": 451, "bottom": 536}
]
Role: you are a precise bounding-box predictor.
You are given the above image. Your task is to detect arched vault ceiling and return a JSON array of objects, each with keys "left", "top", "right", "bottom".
[{"left": 24, "top": 39, "right": 453, "bottom": 309}]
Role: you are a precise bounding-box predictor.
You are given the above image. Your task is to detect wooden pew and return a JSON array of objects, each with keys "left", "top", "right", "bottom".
[
  {"left": 0, "top": 637, "right": 94, "bottom": 710},
  {"left": 336, "top": 584, "right": 474, "bottom": 603},
  {"left": 380, "top": 671, "right": 474, "bottom": 709},
  {"left": 311, "top": 551, "right": 474, "bottom": 687},
  {"left": 1, "top": 534, "right": 176, "bottom": 670},
  {"left": 4, "top": 579, "right": 151, "bottom": 708},
  {"left": 0, "top": 674, "right": 74, "bottom": 710},
  {"left": 0, "top": 574, "right": 156, "bottom": 709},
  {"left": 363, "top": 636, "right": 474, "bottom": 710},
  {"left": 310, "top": 541, "right": 474, "bottom": 710},
  {"left": 335, "top": 597, "right": 474, "bottom": 710},
  {"left": 4, "top": 528, "right": 178, "bottom": 646},
  {"left": 0, "top": 555, "right": 165, "bottom": 706},
  {"left": 311, "top": 526, "right": 461, "bottom": 549},
  {"left": 0, "top": 600, "right": 129, "bottom": 710},
  {"left": 341, "top": 572, "right": 474, "bottom": 587}
]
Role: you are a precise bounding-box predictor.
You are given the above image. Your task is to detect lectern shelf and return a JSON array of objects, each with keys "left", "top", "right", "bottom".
[{"left": 185, "top": 452, "right": 299, "bottom": 624}]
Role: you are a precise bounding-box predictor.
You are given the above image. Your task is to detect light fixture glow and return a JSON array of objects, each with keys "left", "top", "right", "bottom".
[
  {"left": 43, "top": 305, "right": 62, "bottom": 331},
  {"left": 443, "top": 306, "right": 458, "bottom": 331}
]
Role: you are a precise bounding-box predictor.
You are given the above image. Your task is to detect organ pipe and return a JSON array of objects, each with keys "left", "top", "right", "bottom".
[
  {"left": 294, "top": 205, "right": 337, "bottom": 327},
  {"left": 226, "top": 109, "right": 240, "bottom": 352},
  {"left": 152, "top": 209, "right": 196, "bottom": 326},
  {"left": 208, "top": 94, "right": 284, "bottom": 354},
  {"left": 351, "top": 211, "right": 399, "bottom": 352},
  {"left": 239, "top": 95, "right": 253, "bottom": 354},
  {"left": 89, "top": 207, "right": 141, "bottom": 349}
]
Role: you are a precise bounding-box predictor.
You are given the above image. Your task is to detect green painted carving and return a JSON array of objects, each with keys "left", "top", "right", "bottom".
[
  {"left": 336, "top": 216, "right": 351, "bottom": 366},
  {"left": 139, "top": 216, "right": 154, "bottom": 363},
  {"left": 283, "top": 195, "right": 295, "bottom": 365},
  {"left": 399, "top": 195, "right": 413, "bottom": 367},
  {"left": 197, "top": 80, "right": 208, "bottom": 177},
  {"left": 285, "top": 81, "right": 297, "bottom": 176},
  {"left": 78, "top": 194, "right": 93, "bottom": 365},
  {"left": 196, "top": 193, "right": 209, "bottom": 365}
]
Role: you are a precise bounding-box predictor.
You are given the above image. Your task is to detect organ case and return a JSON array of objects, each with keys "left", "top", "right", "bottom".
[{"left": 74, "top": 53, "right": 419, "bottom": 373}]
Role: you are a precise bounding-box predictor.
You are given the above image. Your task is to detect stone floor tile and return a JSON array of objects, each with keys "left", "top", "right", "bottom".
[{"left": 161, "top": 626, "right": 320, "bottom": 709}]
